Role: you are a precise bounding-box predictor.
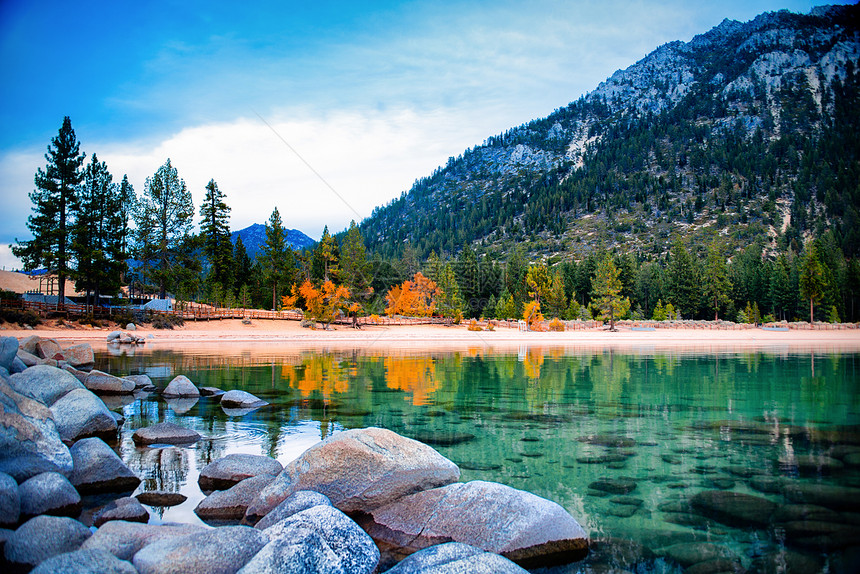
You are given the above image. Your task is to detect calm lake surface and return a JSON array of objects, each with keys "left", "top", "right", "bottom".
[{"left": 96, "top": 345, "right": 860, "bottom": 573}]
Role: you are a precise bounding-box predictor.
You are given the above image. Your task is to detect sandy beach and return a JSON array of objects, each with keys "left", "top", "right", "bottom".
[{"left": 2, "top": 319, "right": 859, "bottom": 354}]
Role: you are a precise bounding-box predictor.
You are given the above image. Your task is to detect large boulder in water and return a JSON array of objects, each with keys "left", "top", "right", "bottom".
[
  {"left": 93, "top": 496, "right": 150, "bottom": 527},
  {"left": 362, "top": 480, "right": 589, "bottom": 568},
  {"left": 4, "top": 515, "right": 92, "bottom": 570},
  {"left": 132, "top": 525, "right": 267, "bottom": 574},
  {"left": 18, "top": 471, "right": 81, "bottom": 519},
  {"left": 69, "top": 437, "right": 140, "bottom": 494},
  {"left": 383, "top": 542, "right": 530, "bottom": 574},
  {"left": 84, "top": 370, "right": 135, "bottom": 395},
  {"left": 241, "top": 505, "right": 379, "bottom": 574},
  {"left": 50, "top": 387, "right": 117, "bottom": 442},
  {"left": 198, "top": 453, "right": 283, "bottom": 491},
  {"left": 220, "top": 390, "right": 268, "bottom": 409},
  {"left": 132, "top": 421, "right": 201, "bottom": 445},
  {"left": 0, "top": 379, "right": 73, "bottom": 481},
  {"left": 195, "top": 474, "right": 277, "bottom": 524},
  {"left": 8, "top": 365, "right": 84, "bottom": 406},
  {"left": 690, "top": 490, "right": 777, "bottom": 528},
  {"left": 162, "top": 375, "right": 200, "bottom": 398},
  {"left": 244, "top": 427, "right": 459, "bottom": 524},
  {"left": 60, "top": 344, "right": 95, "bottom": 370}
]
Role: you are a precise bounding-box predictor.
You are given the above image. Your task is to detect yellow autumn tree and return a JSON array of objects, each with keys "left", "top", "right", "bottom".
[
  {"left": 385, "top": 272, "right": 440, "bottom": 317},
  {"left": 523, "top": 300, "right": 545, "bottom": 331},
  {"left": 283, "top": 279, "right": 351, "bottom": 329}
]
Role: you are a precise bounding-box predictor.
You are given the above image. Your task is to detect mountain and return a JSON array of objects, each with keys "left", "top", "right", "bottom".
[
  {"left": 358, "top": 5, "right": 860, "bottom": 261},
  {"left": 231, "top": 223, "right": 315, "bottom": 259}
]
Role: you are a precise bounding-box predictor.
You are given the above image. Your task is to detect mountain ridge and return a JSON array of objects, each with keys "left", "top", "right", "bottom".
[{"left": 231, "top": 223, "right": 315, "bottom": 259}]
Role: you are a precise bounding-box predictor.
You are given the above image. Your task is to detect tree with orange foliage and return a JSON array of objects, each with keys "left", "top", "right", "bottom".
[
  {"left": 385, "top": 272, "right": 440, "bottom": 317},
  {"left": 523, "top": 300, "right": 545, "bottom": 331},
  {"left": 283, "top": 279, "right": 351, "bottom": 329}
]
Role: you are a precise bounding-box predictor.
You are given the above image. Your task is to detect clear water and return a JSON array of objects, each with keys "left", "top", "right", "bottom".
[{"left": 96, "top": 345, "right": 860, "bottom": 573}]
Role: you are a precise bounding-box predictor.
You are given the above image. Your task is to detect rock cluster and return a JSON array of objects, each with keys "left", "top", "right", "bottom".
[{"left": 107, "top": 331, "right": 146, "bottom": 345}]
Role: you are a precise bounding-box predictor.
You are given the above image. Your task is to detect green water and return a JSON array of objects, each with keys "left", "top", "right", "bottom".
[{"left": 98, "top": 346, "right": 860, "bottom": 572}]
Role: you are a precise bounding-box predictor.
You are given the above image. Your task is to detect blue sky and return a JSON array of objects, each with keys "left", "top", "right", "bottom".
[{"left": 0, "top": 0, "right": 846, "bottom": 268}]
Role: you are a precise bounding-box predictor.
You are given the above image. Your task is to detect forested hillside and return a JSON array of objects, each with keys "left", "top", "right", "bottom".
[{"left": 359, "top": 5, "right": 859, "bottom": 261}]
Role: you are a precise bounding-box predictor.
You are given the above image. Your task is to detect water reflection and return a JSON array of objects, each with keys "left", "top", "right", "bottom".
[{"left": 98, "top": 347, "right": 860, "bottom": 572}]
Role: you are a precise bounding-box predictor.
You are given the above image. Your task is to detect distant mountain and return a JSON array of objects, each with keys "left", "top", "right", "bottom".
[
  {"left": 359, "top": 5, "right": 860, "bottom": 260},
  {"left": 231, "top": 224, "right": 315, "bottom": 259}
]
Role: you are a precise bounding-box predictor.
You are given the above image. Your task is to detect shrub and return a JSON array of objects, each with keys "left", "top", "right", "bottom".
[
  {"left": 151, "top": 313, "right": 185, "bottom": 330},
  {"left": 828, "top": 306, "right": 840, "bottom": 324},
  {"left": 467, "top": 319, "right": 483, "bottom": 332},
  {"left": 0, "top": 308, "right": 42, "bottom": 327},
  {"left": 486, "top": 320, "right": 496, "bottom": 332},
  {"left": 78, "top": 314, "right": 103, "bottom": 328},
  {"left": 548, "top": 318, "right": 565, "bottom": 332}
]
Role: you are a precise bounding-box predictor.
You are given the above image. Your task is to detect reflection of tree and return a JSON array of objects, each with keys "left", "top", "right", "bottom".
[
  {"left": 282, "top": 356, "right": 349, "bottom": 402},
  {"left": 135, "top": 447, "right": 188, "bottom": 493},
  {"left": 522, "top": 348, "right": 545, "bottom": 380},
  {"left": 385, "top": 356, "right": 438, "bottom": 406}
]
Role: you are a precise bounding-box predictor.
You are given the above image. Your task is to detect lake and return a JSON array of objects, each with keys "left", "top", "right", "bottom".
[{"left": 96, "top": 344, "right": 860, "bottom": 573}]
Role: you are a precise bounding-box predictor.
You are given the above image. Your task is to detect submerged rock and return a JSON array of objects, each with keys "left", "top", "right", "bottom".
[
  {"left": 244, "top": 427, "right": 460, "bottom": 523},
  {"left": 362, "top": 480, "right": 588, "bottom": 568},
  {"left": 199, "top": 453, "right": 284, "bottom": 491},
  {"left": 783, "top": 483, "right": 860, "bottom": 512},
  {"left": 577, "top": 434, "right": 636, "bottom": 448},
  {"left": 588, "top": 477, "right": 637, "bottom": 495},
  {"left": 690, "top": 490, "right": 777, "bottom": 528},
  {"left": 661, "top": 542, "right": 739, "bottom": 567}
]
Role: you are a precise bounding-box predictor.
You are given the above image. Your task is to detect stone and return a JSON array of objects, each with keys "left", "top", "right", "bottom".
[
  {"left": 17, "top": 349, "right": 40, "bottom": 367},
  {"left": 60, "top": 344, "right": 94, "bottom": 370},
  {"left": 123, "top": 374, "right": 155, "bottom": 390},
  {"left": 10, "top": 356, "right": 27, "bottom": 374},
  {"left": 30, "top": 548, "right": 137, "bottom": 574},
  {"left": 588, "top": 477, "right": 637, "bottom": 495},
  {"left": 0, "top": 379, "right": 74, "bottom": 481},
  {"left": 254, "top": 490, "right": 332, "bottom": 531},
  {"left": 576, "top": 453, "right": 629, "bottom": 464},
  {"left": 84, "top": 370, "right": 135, "bottom": 394},
  {"left": 382, "top": 542, "right": 530, "bottom": 574},
  {"left": 244, "top": 427, "right": 459, "bottom": 523},
  {"left": 132, "top": 525, "right": 267, "bottom": 574},
  {"left": 242, "top": 505, "right": 379, "bottom": 574},
  {"left": 126, "top": 323, "right": 136, "bottom": 331},
  {"left": 363, "top": 480, "right": 588, "bottom": 568},
  {"left": 166, "top": 397, "right": 198, "bottom": 414},
  {"left": 195, "top": 474, "right": 277, "bottom": 523},
  {"left": 199, "top": 386, "right": 224, "bottom": 397},
  {"left": 18, "top": 335, "right": 41, "bottom": 355},
  {"left": 34, "top": 338, "right": 63, "bottom": 360},
  {"left": 4, "top": 515, "right": 91, "bottom": 570},
  {"left": 771, "top": 503, "right": 842, "bottom": 524},
  {"left": 106, "top": 331, "right": 122, "bottom": 342},
  {"left": 18, "top": 472, "right": 81, "bottom": 518},
  {"left": 690, "top": 489, "right": 777, "bottom": 528},
  {"left": 786, "top": 454, "right": 845, "bottom": 475},
  {"left": 577, "top": 434, "right": 636, "bottom": 447},
  {"left": 749, "top": 476, "right": 784, "bottom": 494},
  {"left": 62, "top": 365, "right": 90, "bottom": 383},
  {"left": 661, "top": 542, "right": 738, "bottom": 567},
  {"left": 844, "top": 452, "right": 860, "bottom": 467},
  {"left": 69, "top": 437, "right": 140, "bottom": 494},
  {"left": 783, "top": 483, "right": 860, "bottom": 512},
  {"left": 162, "top": 375, "right": 200, "bottom": 398},
  {"left": 8, "top": 365, "right": 84, "bottom": 406},
  {"left": 0, "top": 337, "right": 18, "bottom": 371},
  {"left": 750, "top": 549, "right": 822, "bottom": 574},
  {"left": 135, "top": 491, "right": 187, "bottom": 507},
  {"left": 199, "top": 453, "right": 284, "bottom": 491},
  {"left": 0, "top": 471, "right": 20, "bottom": 528},
  {"left": 221, "top": 390, "right": 268, "bottom": 409},
  {"left": 132, "top": 422, "right": 201, "bottom": 445},
  {"left": 407, "top": 431, "right": 476, "bottom": 447},
  {"left": 81, "top": 521, "right": 204, "bottom": 561},
  {"left": 50, "top": 387, "right": 118, "bottom": 442},
  {"left": 94, "top": 497, "right": 149, "bottom": 527},
  {"left": 686, "top": 558, "right": 743, "bottom": 574}
]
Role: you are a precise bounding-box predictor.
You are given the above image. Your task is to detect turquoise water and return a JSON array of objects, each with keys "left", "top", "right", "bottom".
[{"left": 97, "top": 346, "right": 860, "bottom": 572}]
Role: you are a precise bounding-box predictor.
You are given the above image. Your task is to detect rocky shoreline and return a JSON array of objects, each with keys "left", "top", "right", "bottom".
[{"left": 0, "top": 335, "right": 589, "bottom": 573}]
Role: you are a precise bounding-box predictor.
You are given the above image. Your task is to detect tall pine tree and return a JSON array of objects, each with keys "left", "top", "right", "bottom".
[
  {"left": 260, "top": 208, "right": 294, "bottom": 310},
  {"left": 199, "top": 179, "right": 233, "bottom": 293},
  {"left": 14, "top": 117, "right": 85, "bottom": 308}
]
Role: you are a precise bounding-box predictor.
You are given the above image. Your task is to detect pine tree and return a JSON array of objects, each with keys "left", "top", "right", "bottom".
[
  {"left": 340, "top": 221, "right": 370, "bottom": 297},
  {"left": 13, "top": 117, "right": 85, "bottom": 308},
  {"left": 260, "top": 208, "right": 295, "bottom": 310},
  {"left": 199, "top": 179, "right": 233, "bottom": 292},
  {"left": 799, "top": 241, "right": 826, "bottom": 323},
  {"left": 436, "top": 263, "right": 464, "bottom": 319},
  {"left": 134, "top": 159, "right": 195, "bottom": 299},
  {"left": 233, "top": 235, "right": 253, "bottom": 297},
  {"left": 544, "top": 269, "right": 568, "bottom": 318},
  {"left": 591, "top": 253, "right": 630, "bottom": 331},
  {"left": 666, "top": 240, "right": 700, "bottom": 319},
  {"left": 525, "top": 263, "right": 552, "bottom": 304},
  {"left": 312, "top": 226, "right": 339, "bottom": 282},
  {"left": 703, "top": 244, "right": 732, "bottom": 320}
]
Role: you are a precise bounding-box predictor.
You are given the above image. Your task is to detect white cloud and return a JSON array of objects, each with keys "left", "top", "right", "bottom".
[{"left": 0, "top": 244, "right": 23, "bottom": 271}]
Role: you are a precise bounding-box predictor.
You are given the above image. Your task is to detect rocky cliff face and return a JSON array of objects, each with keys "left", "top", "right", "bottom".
[{"left": 360, "top": 5, "right": 859, "bottom": 259}]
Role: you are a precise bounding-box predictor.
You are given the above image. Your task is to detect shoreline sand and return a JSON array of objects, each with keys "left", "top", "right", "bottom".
[{"left": 2, "top": 319, "right": 859, "bottom": 353}]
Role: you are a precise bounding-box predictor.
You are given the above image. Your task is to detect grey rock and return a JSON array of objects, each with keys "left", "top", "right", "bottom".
[
  {"left": 199, "top": 453, "right": 284, "bottom": 491},
  {"left": 81, "top": 521, "right": 204, "bottom": 561},
  {"left": 245, "top": 427, "right": 459, "bottom": 523},
  {"left": 576, "top": 434, "right": 636, "bottom": 448},
  {"left": 783, "top": 483, "right": 860, "bottom": 512},
  {"left": 195, "top": 474, "right": 277, "bottom": 523},
  {"left": 17, "top": 349, "right": 40, "bottom": 367},
  {"left": 69, "top": 437, "right": 140, "bottom": 494},
  {"left": 690, "top": 489, "right": 777, "bottom": 528},
  {"left": 126, "top": 323, "right": 136, "bottom": 331},
  {"left": 162, "top": 375, "right": 199, "bottom": 398},
  {"left": 662, "top": 542, "right": 738, "bottom": 567},
  {"left": 0, "top": 337, "right": 18, "bottom": 371},
  {"left": 221, "top": 390, "right": 268, "bottom": 409},
  {"left": 60, "top": 344, "right": 94, "bottom": 370},
  {"left": 50, "top": 387, "right": 118, "bottom": 442},
  {"left": 18, "top": 472, "right": 81, "bottom": 518},
  {"left": 4, "top": 515, "right": 91, "bottom": 569},
  {"left": 364, "top": 480, "right": 588, "bottom": 568},
  {"left": 84, "top": 370, "right": 135, "bottom": 394},
  {"left": 240, "top": 505, "right": 379, "bottom": 574},
  {"left": 123, "top": 374, "right": 154, "bottom": 390},
  {"left": 0, "top": 471, "right": 19, "bottom": 527},
  {"left": 10, "top": 356, "right": 27, "bottom": 374},
  {"left": 8, "top": 365, "right": 84, "bottom": 406},
  {"left": 34, "top": 338, "right": 62, "bottom": 360},
  {"left": 62, "top": 364, "right": 90, "bottom": 383},
  {"left": 135, "top": 491, "right": 187, "bottom": 507},
  {"left": 199, "top": 386, "right": 225, "bottom": 396},
  {"left": 31, "top": 548, "right": 137, "bottom": 574},
  {"left": 106, "top": 331, "right": 122, "bottom": 342},
  {"left": 132, "top": 422, "right": 201, "bottom": 445},
  {"left": 588, "top": 477, "right": 637, "bottom": 495},
  {"left": 0, "top": 365, "right": 8, "bottom": 381},
  {"left": 19, "top": 335, "right": 41, "bottom": 355},
  {"left": 750, "top": 549, "right": 822, "bottom": 574},
  {"left": 383, "top": 542, "right": 529, "bottom": 574},
  {"left": 132, "top": 525, "right": 267, "bottom": 574},
  {"left": 254, "top": 490, "right": 332, "bottom": 531},
  {"left": 0, "top": 379, "right": 73, "bottom": 481},
  {"left": 94, "top": 497, "right": 149, "bottom": 527}
]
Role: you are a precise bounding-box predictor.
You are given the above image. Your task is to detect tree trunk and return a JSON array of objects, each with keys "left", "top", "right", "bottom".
[{"left": 809, "top": 298, "right": 814, "bottom": 324}]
